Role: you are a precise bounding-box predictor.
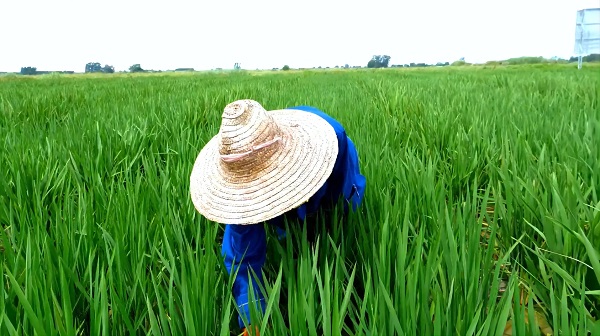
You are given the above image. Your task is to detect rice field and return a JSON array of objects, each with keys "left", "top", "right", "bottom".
[{"left": 1, "top": 65, "right": 599, "bottom": 335}]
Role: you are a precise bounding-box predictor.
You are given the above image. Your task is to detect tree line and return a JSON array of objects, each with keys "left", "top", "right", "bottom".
[
  {"left": 19, "top": 62, "right": 141, "bottom": 75},
  {"left": 16, "top": 54, "right": 600, "bottom": 76}
]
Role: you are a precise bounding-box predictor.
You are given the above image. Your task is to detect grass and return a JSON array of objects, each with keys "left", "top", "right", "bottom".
[{"left": 0, "top": 65, "right": 599, "bottom": 335}]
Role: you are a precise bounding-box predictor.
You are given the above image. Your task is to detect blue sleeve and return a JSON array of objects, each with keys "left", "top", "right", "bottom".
[
  {"left": 221, "top": 224, "right": 267, "bottom": 328},
  {"left": 342, "top": 136, "right": 366, "bottom": 212}
]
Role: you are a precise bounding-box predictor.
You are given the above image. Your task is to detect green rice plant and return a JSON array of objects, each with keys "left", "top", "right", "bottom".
[{"left": 1, "top": 65, "right": 599, "bottom": 335}]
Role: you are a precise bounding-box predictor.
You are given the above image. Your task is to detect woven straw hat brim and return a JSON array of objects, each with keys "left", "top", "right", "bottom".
[{"left": 190, "top": 109, "right": 339, "bottom": 225}]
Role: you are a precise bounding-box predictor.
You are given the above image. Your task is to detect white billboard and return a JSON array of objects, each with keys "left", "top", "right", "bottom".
[{"left": 574, "top": 8, "right": 600, "bottom": 56}]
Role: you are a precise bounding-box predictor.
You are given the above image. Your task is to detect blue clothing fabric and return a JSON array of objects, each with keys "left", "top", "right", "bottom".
[{"left": 220, "top": 106, "right": 366, "bottom": 328}]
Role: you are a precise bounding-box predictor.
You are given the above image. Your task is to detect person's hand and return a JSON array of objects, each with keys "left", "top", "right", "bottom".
[{"left": 240, "top": 325, "right": 260, "bottom": 336}]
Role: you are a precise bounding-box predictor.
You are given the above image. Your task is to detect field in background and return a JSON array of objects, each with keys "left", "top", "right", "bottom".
[{"left": 1, "top": 66, "right": 599, "bottom": 335}]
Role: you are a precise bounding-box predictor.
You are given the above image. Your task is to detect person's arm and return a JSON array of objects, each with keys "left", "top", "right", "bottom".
[
  {"left": 221, "top": 224, "right": 267, "bottom": 328},
  {"left": 341, "top": 136, "right": 366, "bottom": 213}
]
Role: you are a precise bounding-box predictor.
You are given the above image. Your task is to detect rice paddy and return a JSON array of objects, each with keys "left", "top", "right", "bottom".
[{"left": 1, "top": 65, "right": 599, "bottom": 335}]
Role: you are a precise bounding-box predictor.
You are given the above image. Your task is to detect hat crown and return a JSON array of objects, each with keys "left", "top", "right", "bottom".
[
  {"left": 189, "top": 99, "right": 340, "bottom": 225},
  {"left": 218, "top": 100, "right": 282, "bottom": 166}
]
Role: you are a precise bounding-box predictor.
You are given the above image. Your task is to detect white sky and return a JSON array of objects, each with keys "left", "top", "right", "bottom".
[{"left": 0, "top": 0, "right": 598, "bottom": 72}]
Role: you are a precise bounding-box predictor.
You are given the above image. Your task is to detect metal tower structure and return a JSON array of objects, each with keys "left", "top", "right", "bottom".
[{"left": 574, "top": 7, "right": 600, "bottom": 69}]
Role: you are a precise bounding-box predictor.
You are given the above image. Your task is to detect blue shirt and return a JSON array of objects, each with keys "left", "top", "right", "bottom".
[{"left": 220, "top": 105, "right": 366, "bottom": 328}]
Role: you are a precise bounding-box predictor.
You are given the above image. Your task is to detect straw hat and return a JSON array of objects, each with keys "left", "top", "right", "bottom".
[{"left": 190, "top": 99, "right": 339, "bottom": 225}]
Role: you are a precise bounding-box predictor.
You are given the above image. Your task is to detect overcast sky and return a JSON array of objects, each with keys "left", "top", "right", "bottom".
[{"left": 0, "top": 0, "right": 598, "bottom": 72}]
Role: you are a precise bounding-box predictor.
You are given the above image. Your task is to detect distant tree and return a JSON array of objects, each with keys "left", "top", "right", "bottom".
[
  {"left": 558, "top": 54, "right": 600, "bottom": 63},
  {"left": 234, "top": 63, "right": 241, "bottom": 70},
  {"left": 20, "top": 66, "right": 37, "bottom": 75},
  {"left": 85, "top": 62, "right": 103, "bottom": 73},
  {"left": 584, "top": 53, "right": 600, "bottom": 62},
  {"left": 367, "top": 55, "right": 391, "bottom": 68},
  {"left": 102, "top": 65, "right": 115, "bottom": 73},
  {"left": 380, "top": 55, "right": 391, "bottom": 67},
  {"left": 129, "top": 64, "right": 144, "bottom": 72},
  {"left": 282, "top": 65, "right": 290, "bottom": 70}
]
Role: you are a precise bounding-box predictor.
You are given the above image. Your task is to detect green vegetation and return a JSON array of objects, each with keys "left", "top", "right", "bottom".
[{"left": 1, "top": 65, "right": 599, "bottom": 335}]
